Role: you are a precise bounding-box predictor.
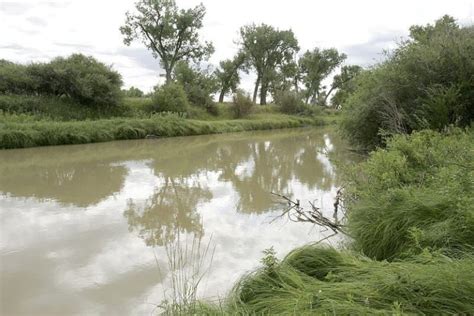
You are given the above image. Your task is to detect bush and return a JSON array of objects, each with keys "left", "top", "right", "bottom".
[
  {"left": 274, "top": 90, "right": 305, "bottom": 114},
  {"left": 151, "top": 83, "right": 190, "bottom": 114},
  {"left": 0, "top": 54, "right": 124, "bottom": 108},
  {"left": 49, "top": 54, "right": 123, "bottom": 107},
  {"left": 231, "top": 91, "right": 253, "bottom": 118},
  {"left": 340, "top": 16, "right": 474, "bottom": 149},
  {"left": 0, "top": 60, "right": 34, "bottom": 94},
  {"left": 345, "top": 129, "right": 474, "bottom": 260}
]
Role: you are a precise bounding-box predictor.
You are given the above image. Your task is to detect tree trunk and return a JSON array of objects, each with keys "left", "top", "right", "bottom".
[
  {"left": 219, "top": 88, "right": 226, "bottom": 103},
  {"left": 260, "top": 80, "right": 268, "bottom": 105},
  {"left": 165, "top": 69, "right": 172, "bottom": 84},
  {"left": 253, "top": 75, "right": 261, "bottom": 104}
]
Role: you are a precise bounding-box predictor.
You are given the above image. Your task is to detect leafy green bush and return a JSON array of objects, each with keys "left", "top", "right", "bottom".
[
  {"left": 231, "top": 90, "right": 254, "bottom": 118},
  {"left": 49, "top": 54, "right": 123, "bottom": 107},
  {"left": 151, "top": 83, "right": 190, "bottom": 114},
  {"left": 345, "top": 129, "right": 474, "bottom": 260},
  {"left": 340, "top": 16, "right": 474, "bottom": 149},
  {"left": 274, "top": 90, "right": 305, "bottom": 114},
  {"left": 0, "top": 54, "right": 124, "bottom": 108},
  {"left": 0, "top": 60, "right": 34, "bottom": 94}
]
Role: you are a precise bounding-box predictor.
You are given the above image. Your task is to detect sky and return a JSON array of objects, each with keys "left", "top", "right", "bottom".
[{"left": 1, "top": 0, "right": 473, "bottom": 94}]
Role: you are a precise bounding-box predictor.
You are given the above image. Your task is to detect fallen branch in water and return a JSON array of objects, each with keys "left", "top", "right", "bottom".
[{"left": 271, "top": 190, "right": 349, "bottom": 239}]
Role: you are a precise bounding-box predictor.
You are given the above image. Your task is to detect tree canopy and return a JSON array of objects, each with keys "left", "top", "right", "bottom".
[
  {"left": 120, "top": 0, "right": 214, "bottom": 83},
  {"left": 239, "top": 24, "right": 299, "bottom": 105}
]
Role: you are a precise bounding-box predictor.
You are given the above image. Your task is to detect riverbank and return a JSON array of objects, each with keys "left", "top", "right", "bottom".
[{"left": 0, "top": 113, "right": 325, "bottom": 149}]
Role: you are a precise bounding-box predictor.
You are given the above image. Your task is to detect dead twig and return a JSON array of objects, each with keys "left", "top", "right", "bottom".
[{"left": 271, "top": 191, "right": 349, "bottom": 237}]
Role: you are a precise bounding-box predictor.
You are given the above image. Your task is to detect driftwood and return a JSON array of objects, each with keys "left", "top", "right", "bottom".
[{"left": 271, "top": 189, "right": 349, "bottom": 242}]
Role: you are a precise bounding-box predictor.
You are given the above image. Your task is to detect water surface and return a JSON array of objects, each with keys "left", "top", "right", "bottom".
[{"left": 0, "top": 128, "right": 356, "bottom": 315}]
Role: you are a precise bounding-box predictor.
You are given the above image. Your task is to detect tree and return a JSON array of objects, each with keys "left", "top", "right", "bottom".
[
  {"left": 123, "top": 86, "right": 144, "bottom": 97},
  {"left": 120, "top": 0, "right": 214, "bottom": 83},
  {"left": 328, "top": 65, "right": 362, "bottom": 107},
  {"left": 215, "top": 53, "right": 246, "bottom": 103},
  {"left": 239, "top": 24, "right": 299, "bottom": 105},
  {"left": 173, "top": 61, "right": 218, "bottom": 112},
  {"left": 299, "top": 48, "right": 346, "bottom": 105}
]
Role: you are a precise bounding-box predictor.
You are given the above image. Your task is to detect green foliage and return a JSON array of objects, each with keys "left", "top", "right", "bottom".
[
  {"left": 199, "top": 246, "right": 474, "bottom": 315},
  {"left": 299, "top": 48, "right": 346, "bottom": 105},
  {"left": 340, "top": 16, "right": 474, "bottom": 149},
  {"left": 345, "top": 129, "right": 474, "bottom": 260},
  {"left": 0, "top": 55, "right": 123, "bottom": 108},
  {"left": 120, "top": 0, "right": 214, "bottom": 83},
  {"left": 0, "top": 95, "right": 129, "bottom": 120},
  {"left": 123, "top": 86, "right": 144, "bottom": 97},
  {"left": 215, "top": 53, "right": 246, "bottom": 102},
  {"left": 274, "top": 90, "right": 305, "bottom": 114},
  {"left": 48, "top": 54, "right": 123, "bottom": 107},
  {"left": 173, "top": 61, "right": 218, "bottom": 114},
  {"left": 0, "top": 60, "right": 35, "bottom": 94},
  {"left": 239, "top": 24, "right": 299, "bottom": 104},
  {"left": 330, "top": 65, "right": 362, "bottom": 108},
  {"left": 231, "top": 91, "right": 254, "bottom": 118},
  {"left": 151, "top": 83, "right": 190, "bottom": 114}
]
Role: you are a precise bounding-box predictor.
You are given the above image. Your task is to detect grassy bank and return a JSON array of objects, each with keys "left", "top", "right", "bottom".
[
  {"left": 0, "top": 113, "right": 322, "bottom": 149},
  {"left": 193, "top": 246, "right": 474, "bottom": 315}
]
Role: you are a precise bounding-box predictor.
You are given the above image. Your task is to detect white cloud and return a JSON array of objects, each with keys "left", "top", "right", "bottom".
[{"left": 0, "top": 0, "right": 473, "bottom": 92}]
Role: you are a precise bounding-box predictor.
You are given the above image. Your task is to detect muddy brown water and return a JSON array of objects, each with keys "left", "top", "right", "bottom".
[{"left": 0, "top": 127, "right": 358, "bottom": 315}]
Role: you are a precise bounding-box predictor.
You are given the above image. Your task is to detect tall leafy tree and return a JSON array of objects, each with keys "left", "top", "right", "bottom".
[
  {"left": 215, "top": 53, "right": 246, "bottom": 103},
  {"left": 239, "top": 24, "right": 299, "bottom": 105},
  {"left": 120, "top": 0, "right": 214, "bottom": 83},
  {"left": 299, "top": 48, "right": 346, "bottom": 104}
]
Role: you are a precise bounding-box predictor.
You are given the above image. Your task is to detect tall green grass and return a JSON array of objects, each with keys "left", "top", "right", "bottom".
[
  {"left": 212, "top": 246, "right": 474, "bottom": 315},
  {"left": 345, "top": 128, "right": 474, "bottom": 260},
  {"left": 0, "top": 95, "right": 132, "bottom": 120},
  {"left": 0, "top": 113, "right": 321, "bottom": 149}
]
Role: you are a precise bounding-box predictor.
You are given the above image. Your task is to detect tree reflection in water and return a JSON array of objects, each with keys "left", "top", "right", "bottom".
[
  {"left": 124, "top": 175, "right": 212, "bottom": 247},
  {"left": 123, "top": 129, "right": 354, "bottom": 247}
]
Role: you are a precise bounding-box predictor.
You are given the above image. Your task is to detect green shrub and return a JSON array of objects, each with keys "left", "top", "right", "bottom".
[
  {"left": 151, "top": 83, "right": 190, "bottom": 114},
  {"left": 340, "top": 16, "right": 474, "bottom": 149},
  {"left": 345, "top": 129, "right": 474, "bottom": 260},
  {"left": 231, "top": 91, "right": 254, "bottom": 118},
  {"left": 0, "top": 54, "right": 123, "bottom": 108},
  {"left": 0, "top": 60, "right": 34, "bottom": 94},
  {"left": 274, "top": 90, "right": 305, "bottom": 114}
]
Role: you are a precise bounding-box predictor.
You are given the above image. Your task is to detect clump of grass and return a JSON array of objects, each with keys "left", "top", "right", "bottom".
[
  {"left": 345, "top": 128, "right": 474, "bottom": 260},
  {"left": 157, "top": 233, "right": 215, "bottom": 315},
  {"left": 202, "top": 246, "right": 474, "bottom": 315}
]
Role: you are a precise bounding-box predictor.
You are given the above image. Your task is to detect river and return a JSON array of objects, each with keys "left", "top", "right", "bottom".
[{"left": 0, "top": 127, "right": 357, "bottom": 315}]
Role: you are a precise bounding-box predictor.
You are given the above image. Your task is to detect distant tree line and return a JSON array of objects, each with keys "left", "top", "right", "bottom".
[{"left": 120, "top": 0, "right": 360, "bottom": 112}]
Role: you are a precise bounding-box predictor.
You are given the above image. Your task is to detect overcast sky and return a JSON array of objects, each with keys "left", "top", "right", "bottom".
[{"left": 1, "top": 0, "right": 473, "bottom": 93}]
